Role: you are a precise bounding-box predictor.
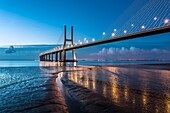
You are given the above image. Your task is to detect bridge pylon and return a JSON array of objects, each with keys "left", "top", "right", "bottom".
[{"left": 61, "top": 25, "right": 77, "bottom": 66}]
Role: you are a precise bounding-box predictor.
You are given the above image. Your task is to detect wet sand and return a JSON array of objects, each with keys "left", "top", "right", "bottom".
[
  {"left": 0, "top": 65, "right": 169, "bottom": 113},
  {"left": 53, "top": 65, "right": 170, "bottom": 113},
  {"left": 0, "top": 67, "right": 68, "bottom": 113}
]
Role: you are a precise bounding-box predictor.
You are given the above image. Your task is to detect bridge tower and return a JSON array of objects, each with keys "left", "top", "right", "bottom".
[{"left": 61, "top": 25, "right": 77, "bottom": 66}]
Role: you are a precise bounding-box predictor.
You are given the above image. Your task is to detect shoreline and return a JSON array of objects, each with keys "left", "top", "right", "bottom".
[
  {"left": 0, "top": 64, "right": 169, "bottom": 113},
  {"left": 0, "top": 67, "right": 68, "bottom": 113}
]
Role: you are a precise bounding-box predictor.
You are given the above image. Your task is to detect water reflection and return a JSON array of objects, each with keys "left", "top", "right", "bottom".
[
  {"left": 65, "top": 66, "right": 170, "bottom": 113},
  {"left": 40, "top": 61, "right": 60, "bottom": 67},
  {"left": 39, "top": 63, "right": 170, "bottom": 113},
  {"left": 40, "top": 61, "right": 77, "bottom": 67}
]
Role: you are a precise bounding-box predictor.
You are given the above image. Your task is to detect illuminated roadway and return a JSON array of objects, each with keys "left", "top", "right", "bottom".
[{"left": 40, "top": 25, "right": 170, "bottom": 56}]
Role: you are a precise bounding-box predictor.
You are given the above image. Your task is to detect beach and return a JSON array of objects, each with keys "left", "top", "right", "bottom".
[
  {"left": 0, "top": 0, "right": 169, "bottom": 112},
  {"left": 56, "top": 64, "right": 170, "bottom": 113},
  {"left": 0, "top": 67, "right": 67, "bottom": 113},
  {"left": 0, "top": 63, "right": 170, "bottom": 113}
]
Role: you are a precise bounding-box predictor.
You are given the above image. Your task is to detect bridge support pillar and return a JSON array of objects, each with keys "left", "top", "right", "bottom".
[
  {"left": 59, "top": 51, "right": 62, "bottom": 62},
  {"left": 43, "top": 55, "right": 44, "bottom": 61},
  {"left": 44, "top": 55, "right": 46, "bottom": 61},
  {"left": 62, "top": 25, "right": 77, "bottom": 66},
  {"left": 41, "top": 56, "right": 43, "bottom": 61},
  {"left": 48, "top": 54, "right": 50, "bottom": 61},
  {"left": 51, "top": 53, "right": 53, "bottom": 62},
  {"left": 40, "top": 56, "right": 42, "bottom": 61},
  {"left": 45, "top": 55, "right": 47, "bottom": 61},
  {"left": 55, "top": 52, "right": 58, "bottom": 62}
]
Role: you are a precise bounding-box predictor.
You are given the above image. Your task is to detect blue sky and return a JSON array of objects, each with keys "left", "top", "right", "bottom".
[
  {"left": 0, "top": 0, "right": 149, "bottom": 45},
  {"left": 0, "top": 0, "right": 169, "bottom": 60}
]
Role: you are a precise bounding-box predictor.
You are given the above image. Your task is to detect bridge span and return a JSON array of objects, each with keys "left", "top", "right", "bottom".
[{"left": 40, "top": 25, "right": 170, "bottom": 63}]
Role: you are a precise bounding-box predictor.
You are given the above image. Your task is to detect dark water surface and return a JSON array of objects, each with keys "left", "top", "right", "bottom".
[
  {"left": 0, "top": 61, "right": 170, "bottom": 113},
  {"left": 58, "top": 65, "right": 170, "bottom": 113},
  {"left": 0, "top": 67, "right": 67, "bottom": 113}
]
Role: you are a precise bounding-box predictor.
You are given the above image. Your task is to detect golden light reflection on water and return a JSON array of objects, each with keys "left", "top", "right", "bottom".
[
  {"left": 41, "top": 65, "right": 170, "bottom": 113},
  {"left": 58, "top": 72, "right": 63, "bottom": 78},
  {"left": 40, "top": 61, "right": 60, "bottom": 67},
  {"left": 111, "top": 82, "right": 119, "bottom": 103},
  {"left": 65, "top": 66, "right": 170, "bottom": 113},
  {"left": 124, "top": 85, "right": 128, "bottom": 101},
  {"left": 91, "top": 70, "right": 96, "bottom": 91},
  {"left": 142, "top": 91, "right": 147, "bottom": 105},
  {"left": 167, "top": 97, "right": 170, "bottom": 113},
  {"left": 40, "top": 61, "right": 77, "bottom": 67},
  {"left": 132, "top": 98, "right": 135, "bottom": 104},
  {"left": 103, "top": 83, "right": 107, "bottom": 97}
]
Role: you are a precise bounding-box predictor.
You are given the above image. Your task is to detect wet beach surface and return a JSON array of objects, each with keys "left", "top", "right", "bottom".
[
  {"left": 0, "top": 65, "right": 170, "bottom": 113},
  {"left": 56, "top": 65, "right": 170, "bottom": 113},
  {"left": 0, "top": 67, "right": 68, "bottom": 113}
]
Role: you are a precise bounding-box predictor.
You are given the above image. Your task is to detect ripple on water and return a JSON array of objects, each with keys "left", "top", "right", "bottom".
[{"left": 0, "top": 67, "right": 68, "bottom": 113}]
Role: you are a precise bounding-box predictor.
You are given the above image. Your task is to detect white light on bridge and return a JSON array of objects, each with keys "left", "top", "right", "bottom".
[
  {"left": 86, "top": 40, "right": 88, "bottom": 43},
  {"left": 102, "top": 32, "right": 106, "bottom": 35},
  {"left": 131, "top": 24, "right": 134, "bottom": 27},
  {"left": 114, "top": 29, "right": 117, "bottom": 32},
  {"left": 112, "top": 33, "right": 115, "bottom": 37},
  {"left": 84, "top": 37, "right": 87, "bottom": 41},
  {"left": 78, "top": 40, "right": 81, "bottom": 42},
  {"left": 92, "top": 38, "right": 95, "bottom": 42},
  {"left": 124, "top": 30, "right": 127, "bottom": 34},
  {"left": 141, "top": 25, "right": 145, "bottom": 29},
  {"left": 80, "top": 42, "right": 82, "bottom": 45},
  {"left": 164, "top": 19, "right": 169, "bottom": 24},
  {"left": 75, "top": 43, "right": 77, "bottom": 45},
  {"left": 154, "top": 17, "right": 157, "bottom": 20}
]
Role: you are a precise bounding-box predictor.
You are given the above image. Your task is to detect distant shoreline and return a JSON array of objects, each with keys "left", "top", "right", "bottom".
[{"left": 0, "top": 59, "right": 170, "bottom": 61}]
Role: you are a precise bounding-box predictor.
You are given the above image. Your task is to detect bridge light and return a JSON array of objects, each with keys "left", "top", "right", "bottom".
[
  {"left": 114, "top": 29, "right": 117, "bottom": 32},
  {"left": 80, "top": 42, "right": 82, "bottom": 45},
  {"left": 75, "top": 43, "right": 77, "bottom": 46},
  {"left": 164, "top": 19, "right": 169, "bottom": 24},
  {"left": 154, "top": 17, "right": 157, "bottom": 20},
  {"left": 124, "top": 30, "right": 127, "bottom": 34},
  {"left": 131, "top": 24, "right": 134, "bottom": 27},
  {"left": 102, "top": 32, "right": 106, "bottom": 35},
  {"left": 92, "top": 38, "right": 95, "bottom": 42},
  {"left": 86, "top": 40, "right": 88, "bottom": 43},
  {"left": 84, "top": 37, "right": 87, "bottom": 41},
  {"left": 112, "top": 33, "right": 115, "bottom": 37},
  {"left": 78, "top": 40, "right": 81, "bottom": 42},
  {"left": 141, "top": 25, "right": 145, "bottom": 29}
]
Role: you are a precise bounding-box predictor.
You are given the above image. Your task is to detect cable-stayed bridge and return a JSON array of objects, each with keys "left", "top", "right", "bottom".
[{"left": 39, "top": 0, "right": 170, "bottom": 65}]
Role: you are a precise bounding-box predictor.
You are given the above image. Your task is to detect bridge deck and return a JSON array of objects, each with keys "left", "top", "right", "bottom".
[{"left": 40, "top": 25, "right": 170, "bottom": 56}]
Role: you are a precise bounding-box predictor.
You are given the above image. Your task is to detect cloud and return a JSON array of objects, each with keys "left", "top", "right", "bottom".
[{"left": 90, "top": 46, "right": 170, "bottom": 56}]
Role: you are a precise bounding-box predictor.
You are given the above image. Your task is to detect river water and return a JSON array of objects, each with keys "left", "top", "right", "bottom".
[{"left": 0, "top": 61, "right": 169, "bottom": 113}]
